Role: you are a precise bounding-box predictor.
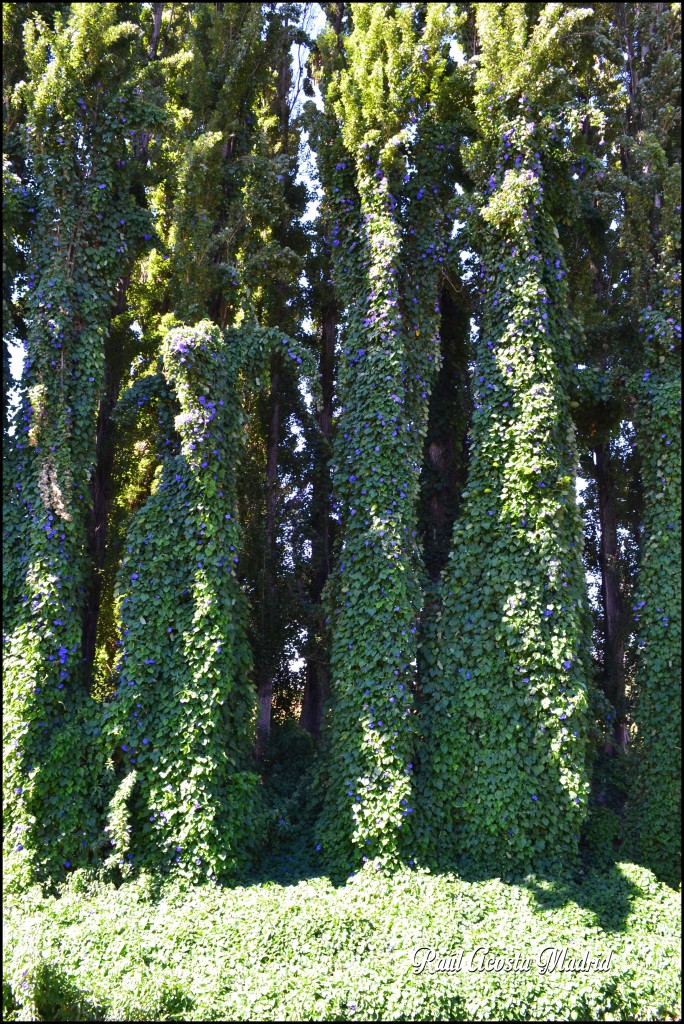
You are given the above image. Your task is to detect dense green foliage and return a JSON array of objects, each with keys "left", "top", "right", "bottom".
[
  {"left": 2, "top": 2, "right": 681, "bottom": 1018},
  {"left": 419, "top": 3, "right": 595, "bottom": 876},
  {"left": 313, "top": 2, "right": 470, "bottom": 874},
  {"left": 3, "top": 3, "right": 157, "bottom": 886},
  {"left": 3, "top": 862, "right": 680, "bottom": 1021},
  {"left": 627, "top": 365, "right": 681, "bottom": 885},
  {"left": 104, "top": 321, "right": 260, "bottom": 883},
  {"left": 617, "top": 2, "right": 681, "bottom": 886},
  {"left": 102, "top": 319, "right": 315, "bottom": 883}
]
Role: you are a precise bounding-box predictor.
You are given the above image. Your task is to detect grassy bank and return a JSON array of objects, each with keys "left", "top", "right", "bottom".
[{"left": 3, "top": 860, "right": 680, "bottom": 1021}]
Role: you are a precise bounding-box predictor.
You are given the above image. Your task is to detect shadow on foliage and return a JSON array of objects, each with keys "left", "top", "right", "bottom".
[
  {"left": 216, "top": 719, "right": 677, "bottom": 909},
  {"left": 519, "top": 864, "right": 640, "bottom": 934},
  {"left": 413, "top": 839, "right": 645, "bottom": 935},
  {"left": 581, "top": 745, "right": 680, "bottom": 893},
  {"left": 238, "top": 719, "right": 336, "bottom": 889},
  {"left": 5, "top": 960, "right": 196, "bottom": 1023},
  {"left": 403, "top": 748, "right": 658, "bottom": 931},
  {"left": 12, "top": 961, "right": 105, "bottom": 1022}
]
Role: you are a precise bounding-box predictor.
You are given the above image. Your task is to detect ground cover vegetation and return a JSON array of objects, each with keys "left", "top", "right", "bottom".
[{"left": 2, "top": 2, "right": 681, "bottom": 1021}]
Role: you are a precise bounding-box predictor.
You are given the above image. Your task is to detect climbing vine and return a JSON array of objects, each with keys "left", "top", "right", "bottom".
[
  {"left": 103, "top": 320, "right": 315, "bottom": 882},
  {"left": 419, "top": 4, "right": 596, "bottom": 875},
  {"left": 2, "top": 5, "right": 159, "bottom": 886},
  {"left": 311, "top": 2, "right": 468, "bottom": 874},
  {"left": 628, "top": 360, "right": 681, "bottom": 885},
  {"left": 1, "top": 1, "right": 680, "bottom": 894},
  {"left": 621, "top": 2, "right": 681, "bottom": 886}
]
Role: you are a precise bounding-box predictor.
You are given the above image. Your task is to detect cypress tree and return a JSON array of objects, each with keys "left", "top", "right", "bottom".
[{"left": 419, "top": 4, "right": 596, "bottom": 875}]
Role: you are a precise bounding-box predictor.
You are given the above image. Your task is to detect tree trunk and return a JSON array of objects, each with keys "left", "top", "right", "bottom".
[
  {"left": 81, "top": 281, "right": 130, "bottom": 675},
  {"left": 595, "top": 441, "right": 628, "bottom": 751},
  {"left": 255, "top": 25, "right": 294, "bottom": 755},
  {"left": 418, "top": 284, "right": 471, "bottom": 582},
  {"left": 300, "top": 659, "right": 327, "bottom": 741},
  {"left": 300, "top": 301, "right": 335, "bottom": 740},
  {"left": 256, "top": 355, "right": 281, "bottom": 757},
  {"left": 148, "top": 3, "right": 164, "bottom": 60}
]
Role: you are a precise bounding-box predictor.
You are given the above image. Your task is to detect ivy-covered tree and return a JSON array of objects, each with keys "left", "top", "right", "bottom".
[
  {"left": 93, "top": 1, "right": 322, "bottom": 879},
  {"left": 102, "top": 320, "right": 312, "bottom": 882},
  {"left": 3, "top": 3, "right": 157, "bottom": 886},
  {"left": 2, "top": 2, "right": 60, "bottom": 614},
  {"left": 92, "top": 2, "right": 309, "bottom": 723},
  {"left": 419, "top": 3, "right": 597, "bottom": 876},
  {"left": 1, "top": 0, "right": 680, "bottom": 894},
  {"left": 615, "top": 1, "right": 681, "bottom": 886},
  {"left": 310, "top": 1, "right": 468, "bottom": 874}
]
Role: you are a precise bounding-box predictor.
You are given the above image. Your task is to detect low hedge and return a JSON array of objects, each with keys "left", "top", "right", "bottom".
[{"left": 3, "top": 860, "right": 680, "bottom": 1021}]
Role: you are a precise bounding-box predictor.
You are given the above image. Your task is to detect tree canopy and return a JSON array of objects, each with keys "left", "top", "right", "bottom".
[{"left": 2, "top": 1, "right": 681, "bottom": 893}]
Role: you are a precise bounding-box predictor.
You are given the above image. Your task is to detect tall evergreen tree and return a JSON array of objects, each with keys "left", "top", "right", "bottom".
[
  {"left": 419, "top": 3, "right": 596, "bottom": 875},
  {"left": 3, "top": 3, "right": 157, "bottom": 885},
  {"left": 1, "top": 0, "right": 679, "bottom": 891},
  {"left": 616, "top": 1, "right": 681, "bottom": 885},
  {"left": 310, "top": 2, "right": 468, "bottom": 873}
]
